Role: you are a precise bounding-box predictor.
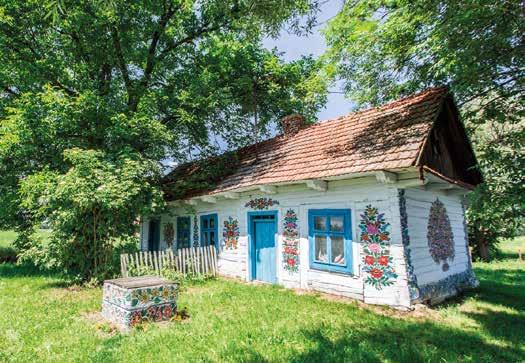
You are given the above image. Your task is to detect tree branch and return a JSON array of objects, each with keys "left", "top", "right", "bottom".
[
  {"left": 129, "top": 3, "right": 178, "bottom": 111},
  {"left": 111, "top": 26, "right": 133, "bottom": 105}
]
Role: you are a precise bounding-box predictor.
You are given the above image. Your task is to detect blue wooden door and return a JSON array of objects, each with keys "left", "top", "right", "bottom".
[{"left": 251, "top": 214, "right": 277, "bottom": 283}]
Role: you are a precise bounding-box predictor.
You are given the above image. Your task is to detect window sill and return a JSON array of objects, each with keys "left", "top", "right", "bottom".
[{"left": 308, "top": 266, "right": 357, "bottom": 278}]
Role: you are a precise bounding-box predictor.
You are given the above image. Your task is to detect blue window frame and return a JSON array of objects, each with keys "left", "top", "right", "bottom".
[
  {"left": 308, "top": 209, "right": 352, "bottom": 274},
  {"left": 200, "top": 214, "right": 218, "bottom": 249},
  {"left": 177, "top": 216, "right": 191, "bottom": 248}
]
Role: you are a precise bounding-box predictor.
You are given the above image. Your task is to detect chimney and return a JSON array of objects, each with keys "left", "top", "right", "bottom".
[{"left": 281, "top": 114, "right": 306, "bottom": 136}]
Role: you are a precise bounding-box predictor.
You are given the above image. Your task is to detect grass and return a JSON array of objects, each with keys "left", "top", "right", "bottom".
[{"left": 0, "top": 233, "right": 524, "bottom": 362}]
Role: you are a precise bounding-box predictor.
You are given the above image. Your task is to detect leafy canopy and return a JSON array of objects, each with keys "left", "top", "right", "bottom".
[
  {"left": 0, "top": 0, "right": 324, "bottom": 280},
  {"left": 324, "top": 0, "right": 524, "bottom": 259}
]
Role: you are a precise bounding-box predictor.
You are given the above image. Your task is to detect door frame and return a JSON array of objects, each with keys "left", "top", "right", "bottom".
[{"left": 247, "top": 210, "right": 278, "bottom": 282}]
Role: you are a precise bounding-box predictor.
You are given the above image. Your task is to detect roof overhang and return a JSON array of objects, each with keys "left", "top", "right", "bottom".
[{"left": 167, "top": 166, "right": 473, "bottom": 206}]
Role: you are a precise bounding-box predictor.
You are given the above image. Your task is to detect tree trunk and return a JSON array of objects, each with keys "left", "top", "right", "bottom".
[{"left": 477, "top": 236, "right": 490, "bottom": 261}]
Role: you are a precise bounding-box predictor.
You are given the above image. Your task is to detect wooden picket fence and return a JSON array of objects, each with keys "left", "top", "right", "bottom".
[{"left": 120, "top": 245, "right": 217, "bottom": 278}]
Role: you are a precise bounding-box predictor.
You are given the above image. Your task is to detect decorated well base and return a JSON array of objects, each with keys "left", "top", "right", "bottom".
[{"left": 101, "top": 276, "right": 178, "bottom": 328}]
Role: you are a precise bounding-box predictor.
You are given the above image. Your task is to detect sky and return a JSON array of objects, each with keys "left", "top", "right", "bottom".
[{"left": 263, "top": 0, "right": 353, "bottom": 121}]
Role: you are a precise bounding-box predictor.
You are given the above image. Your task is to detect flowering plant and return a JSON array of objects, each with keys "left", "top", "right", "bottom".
[{"left": 360, "top": 205, "right": 398, "bottom": 289}]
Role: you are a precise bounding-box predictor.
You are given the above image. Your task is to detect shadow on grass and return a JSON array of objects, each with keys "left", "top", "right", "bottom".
[
  {"left": 474, "top": 267, "right": 525, "bottom": 310},
  {"left": 0, "top": 262, "right": 50, "bottom": 278},
  {"left": 0, "top": 262, "right": 75, "bottom": 289},
  {"left": 286, "top": 320, "right": 524, "bottom": 363}
]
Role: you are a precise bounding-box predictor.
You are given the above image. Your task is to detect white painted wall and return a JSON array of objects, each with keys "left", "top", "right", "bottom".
[
  {"left": 404, "top": 188, "right": 470, "bottom": 287},
  {"left": 140, "top": 178, "right": 441, "bottom": 308}
]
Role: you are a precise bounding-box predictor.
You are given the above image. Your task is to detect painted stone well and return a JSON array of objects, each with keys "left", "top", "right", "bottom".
[{"left": 102, "top": 276, "right": 178, "bottom": 328}]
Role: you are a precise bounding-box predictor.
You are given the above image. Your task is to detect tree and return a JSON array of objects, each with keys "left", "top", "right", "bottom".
[
  {"left": 0, "top": 0, "right": 324, "bottom": 280},
  {"left": 324, "top": 0, "right": 524, "bottom": 260}
]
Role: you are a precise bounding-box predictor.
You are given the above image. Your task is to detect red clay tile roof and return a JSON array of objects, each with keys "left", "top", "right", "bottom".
[{"left": 164, "top": 87, "right": 451, "bottom": 200}]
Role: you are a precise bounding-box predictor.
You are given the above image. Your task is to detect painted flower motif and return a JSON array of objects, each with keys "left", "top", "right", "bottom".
[
  {"left": 427, "top": 199, "right": 455, "bottom": 271},
  {"left": 155, "top": 308, "right": 163, "bottom": 322},
  {"left": 368, "top": 243, "right": 381, "bottom": 254},
  {"left": 222, "top": 217, "right": 240, "bottom": 250},
  {"left": 367, "top": 224, "right": 379, "bottom": 235},
  {"left": 360, "top": 205, "right": 398, "bottom": 289},
  {"left": 130, "top": 311, "right": 142, "bottom": 326},
  {"left": 147, "top": 307, "right": 157, "bottom": 319},
  {"left": 163, "top": 305, "right": 173, "bottom": 318},
  {"left": 139, "top": 291, "right": 149, "bottom": 304},
  {"left": 282, "top": 209, "right": 299, "bottom": 273},
  {"left": 370, "top": 268, "right": 384, "bottom": 279},
  {"left": 245, "top": 198, "right": 280, "bottom": 210},
  {"left": 378, "top": 256, "right": 389, "bottom": 266},
  {"left": 162, "top": 288, "right": 170, "bottom": 299}
]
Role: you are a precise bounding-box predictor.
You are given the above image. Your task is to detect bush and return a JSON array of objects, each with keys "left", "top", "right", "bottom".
[{"left": 0, "top": 246, "right": 17, "bottom": 263}]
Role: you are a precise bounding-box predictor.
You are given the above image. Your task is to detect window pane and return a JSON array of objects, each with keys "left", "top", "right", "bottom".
[
  {"left": 210, "top": 231, "right": 215, "bottom": 244},
  {"left": 209, "top": 218, "right": 215, "bottom": 228},
  {"left": 330, "top": 216, "right": 344, "bottom": 232},
  {"left": 314, "top": 216, "right": 327, "bottom": 231},
  {"left": 331, "top": 236, "right": 345, "bottom": 264},
  {"left": 203, "top": 219, "right": 208, "bottom": 229},
  {"left": 314, "top": 235, "right": 328, "bottom": 262}
]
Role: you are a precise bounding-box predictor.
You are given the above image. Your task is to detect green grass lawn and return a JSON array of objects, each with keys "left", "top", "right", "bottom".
[{"left": 0, "top": 235, "right": 524, "bottom": 362}]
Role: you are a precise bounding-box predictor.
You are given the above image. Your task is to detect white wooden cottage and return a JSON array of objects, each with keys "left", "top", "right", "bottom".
[{"left": 140, "top": 87, "right": 481, "bottom": 309}]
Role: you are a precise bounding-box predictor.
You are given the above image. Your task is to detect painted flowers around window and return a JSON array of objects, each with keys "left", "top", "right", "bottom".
[
  {"left": 163, "top": 222, "right": 175, "bottom": 248},
  {"left": 427, "top": 199, "right": 455, "bottom": 271},
  {"left": 360, "top": 205, "right": 398, "bottom": 289},
  {"left": 193, "top": 216, "right": 199, "bottom": 247},
  {"left": 282, "top": 209, "right": 299, "bottom": 273},
  {"left": 222, "top": 217, "right": 240, "bottom": 250},
  {"left": 244, "top": 197, "right": 279, "bottom": 210}
]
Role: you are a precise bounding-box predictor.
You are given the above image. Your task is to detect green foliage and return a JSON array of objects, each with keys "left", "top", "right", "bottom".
[
  {"left": 16, "top": 148, "right": 157, "bottom": 281},
  {"left": 0, "top": 0, "right": 325, "bottom": 280},
  {"left": 466, "top": 120, "right": 525, "bottom": 260},
  {"left": 324, "top": 0, "right": 525, "bottom": 258},
  {"left": 1, "top": 237, "right": 524, "bottom": 361},
  {"left": 127, "top": 263, "right": 213, "bottom": 287}
]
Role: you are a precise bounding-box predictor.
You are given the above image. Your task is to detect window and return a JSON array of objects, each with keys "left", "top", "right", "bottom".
[
  {"left": 200, "top": 214, "right": 218, "bottom": 248},
  {"left": 177, "top": 216, "right": 191, "bottom": 248},
  {"left": 308, "top": 209, "right": 352, "bottom": 274}
]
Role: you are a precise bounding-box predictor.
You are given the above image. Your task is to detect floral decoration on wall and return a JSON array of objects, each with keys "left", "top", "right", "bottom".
[
  {"left": 282, "top": 209, "right": 299, "bottom": 273},
  {"left": 360, "top": 205, "right": 398, "bottom": 289},
  {"left": 244, "top": 197, "right": 279, "bottom": 210},
  {"left": 398, "top": 189, "right": 419, "bottom": 300},
  {"left": 163, "top": 222, "right": 175, "bottom": 248},
  {"left": 193, "top": 216, "right": 199, "bottom": 247},
  {"left": 427, "top": 199, "right": 455, "bottom": 271},
  {"left": 222, "top": 217, "right": 240, "bottom": 250}
]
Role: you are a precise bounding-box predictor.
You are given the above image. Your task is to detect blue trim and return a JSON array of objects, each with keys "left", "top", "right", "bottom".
[
  {"left": 200, "top": 213, "right": 218, "bottom": 251},
  {"left": 308, "top": 209, "right": 353, "bottom": 274},
  {"left": 247, "top": 210, "right": 278, "bottom": 282}
]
